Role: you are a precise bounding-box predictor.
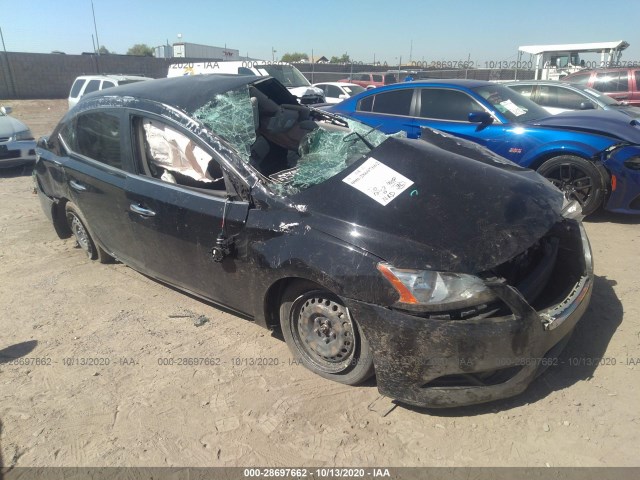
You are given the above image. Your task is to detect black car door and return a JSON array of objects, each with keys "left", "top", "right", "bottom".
[
  {"left": 124, "top": 113, "right": 251, "bottom": 310},
  {"left": 58, "top": 109, "right": 145, "bottom": 268}
]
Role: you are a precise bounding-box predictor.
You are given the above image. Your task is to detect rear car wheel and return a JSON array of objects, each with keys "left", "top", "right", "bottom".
[
  {"left": 537, "top": 155, "right": 607, "bottom": 216},
  {"left": 65, "top": 202, "right": 113, "bottom": 263},
  {"left": 280, "top": 281, "right": 374, "bottom": 385}
]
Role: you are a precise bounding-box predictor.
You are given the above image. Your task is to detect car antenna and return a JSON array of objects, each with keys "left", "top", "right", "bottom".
[{"left": 211, "top": 196, "right": 232, "bottom": 262}]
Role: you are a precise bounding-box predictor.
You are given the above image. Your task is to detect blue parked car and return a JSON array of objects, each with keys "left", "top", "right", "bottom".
[{"left": 327, "top": 80, "right": 640, "bottom": 215}]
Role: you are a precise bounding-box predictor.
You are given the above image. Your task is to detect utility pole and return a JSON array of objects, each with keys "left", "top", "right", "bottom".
[
  {"left": 0, "top": 26, "right": 7, "bottom": 53},
  {"left": 1, "top": 25, "right": 18, "bottom": 98},
  {"left": 91, "top": 0, "right": 101, "bottom": 55}
]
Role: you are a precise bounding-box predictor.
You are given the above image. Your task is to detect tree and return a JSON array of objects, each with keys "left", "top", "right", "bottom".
[
  {"left": 280, "top": 52, "right": 309, "bottom": 63},
  {"left": 98, "top": 46, "right": 110, "bottom": 55},
  {"left": 127, "top": 44, "right": 154, "bottom": 56},
  {"left": 329, "top": 53, "right": 350, "bottom": 64}
]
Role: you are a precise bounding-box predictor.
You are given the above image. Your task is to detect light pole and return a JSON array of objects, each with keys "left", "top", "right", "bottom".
[{"left": 272, "top": 47, "right": 277, "bottom": 62}]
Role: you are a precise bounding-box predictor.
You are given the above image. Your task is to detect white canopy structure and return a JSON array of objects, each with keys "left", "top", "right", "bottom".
[{"left": 518, "top": 41, "right": 630, "bottom": 80}]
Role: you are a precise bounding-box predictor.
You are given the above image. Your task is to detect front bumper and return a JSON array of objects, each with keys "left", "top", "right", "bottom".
[
  {"left": 0, "top": 139, "right": 36, "bottom": 168},
  {"left": 346, "top": 223, "right": 593, "bottom": 408},
  {"left": 602, "top": 145, "right": 640, "bottom": 213}
]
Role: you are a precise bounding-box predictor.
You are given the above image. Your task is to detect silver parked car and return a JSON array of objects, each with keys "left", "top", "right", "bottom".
[
  {"left": 505, "top": 80, "right": 640, "bottom": 118},
  {"left": 0, "top": 106, "right": 36, "bottom": 168}
]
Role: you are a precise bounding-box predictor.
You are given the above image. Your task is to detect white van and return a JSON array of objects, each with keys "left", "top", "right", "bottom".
[
  {"left": 68, "top": 74, "right": 153, "bottom": 109},
  {"left": 167, "top": 61, "right": 325, "bottom": 105}
]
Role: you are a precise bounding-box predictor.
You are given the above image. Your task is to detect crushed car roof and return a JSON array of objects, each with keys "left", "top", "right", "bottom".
[{"left": 81, "top": 74, "right": 264, "bottom": 112}]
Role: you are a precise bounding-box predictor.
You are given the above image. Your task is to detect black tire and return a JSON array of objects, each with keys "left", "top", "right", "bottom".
[
  {"left": 537, "top": 155, "right": 607, "bottom": 216},
  {"left": 65, "top": 202, "right": 113, "bottom": 263},
  {"left": 280, "top": 281, "right": 374, "bottom": 385}
]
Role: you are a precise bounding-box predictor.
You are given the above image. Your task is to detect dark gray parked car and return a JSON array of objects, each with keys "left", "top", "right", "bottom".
[{"left": 505, "top": 80, "right": 640, "bottom": 118}]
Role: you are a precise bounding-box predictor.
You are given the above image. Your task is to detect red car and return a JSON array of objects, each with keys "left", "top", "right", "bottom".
[
  {"left": 339, "top": 72, "right": 397, "bottom": 89},
  {"left": 562, "top": 67, "right": 640, "bottom": 106}
]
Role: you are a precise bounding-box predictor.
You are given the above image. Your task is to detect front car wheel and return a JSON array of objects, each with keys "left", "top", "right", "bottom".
[
  {"left": 280, "top": 281, "right": 374, "bottom": 385},
  {"left": 537, "top": 155, "right": 607, "bottom": 216}
]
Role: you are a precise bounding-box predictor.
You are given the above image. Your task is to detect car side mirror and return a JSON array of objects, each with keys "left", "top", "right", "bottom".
[
  {"left": 0, "top": 106, "right": 12, "bottom": 115},
  {"left": 338, "top": 94, "right": 349, "bottom": 100},
  {"left": 37, "top": 136, "right": 49, "bottom": 149},
  {"left": 579, "top": 102, "right": 595, "bottom": 110},
  {"left": 468, "top": 111, "right": 494, "bottom": 125}
]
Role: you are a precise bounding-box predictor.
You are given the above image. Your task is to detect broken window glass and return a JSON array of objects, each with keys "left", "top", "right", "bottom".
[
  {"left": 192, "top": 86, "right": 256, "bottom": 161},
  {"left": 287, "top": 119, "right": 404, "bottom": 192}
]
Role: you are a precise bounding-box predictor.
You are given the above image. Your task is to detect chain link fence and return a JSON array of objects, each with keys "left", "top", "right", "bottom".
[{"left": 297, "top": 64, "right": 535, "bottom": 84}]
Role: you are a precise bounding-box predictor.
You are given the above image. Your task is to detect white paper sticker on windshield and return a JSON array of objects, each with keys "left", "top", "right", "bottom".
[
  {"left": 342, "top": 158, "right": 413, "bottom": 206},
  {"left": 500, "top": 99, "right": 527, "bottom": 117}
]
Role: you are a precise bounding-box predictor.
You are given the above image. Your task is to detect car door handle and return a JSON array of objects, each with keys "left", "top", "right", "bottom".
[
  {"left": 129, "top": 203, "right": 156, "bottom": 217},
  {"left": 69, "top": 180, "right": 87, "bottom": 192}
]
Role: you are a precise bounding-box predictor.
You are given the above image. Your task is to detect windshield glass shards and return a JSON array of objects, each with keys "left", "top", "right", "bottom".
[
  {"left": 283, "top": 119, "right": 402, "bottom": 193},
  {"left": 473, "top": 84, "right": 550, "bottom": 123},
  {"left": 192, "top": 86, "right": 256, "bottom": 160}
]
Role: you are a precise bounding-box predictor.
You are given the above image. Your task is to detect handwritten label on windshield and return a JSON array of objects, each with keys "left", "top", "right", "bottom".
[{"left": 342, "top": 158, "right": 413, "bottom": 206}]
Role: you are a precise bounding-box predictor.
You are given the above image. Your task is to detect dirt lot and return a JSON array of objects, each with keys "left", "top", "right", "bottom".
[{"left": 1, "top": 100, "right": 639, "bottom": 468}]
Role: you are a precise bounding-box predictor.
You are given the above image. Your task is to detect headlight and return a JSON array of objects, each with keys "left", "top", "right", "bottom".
[
  {"left": 14, "top": 130, "right": 34, "bottom": 141},
  {"left": 377, "top": 263, "right": 497, "bottom": 312}
]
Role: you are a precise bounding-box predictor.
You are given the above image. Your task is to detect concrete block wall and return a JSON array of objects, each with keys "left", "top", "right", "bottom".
[{"left": 0, "top": 52, "right": 172, "bottom": 99}]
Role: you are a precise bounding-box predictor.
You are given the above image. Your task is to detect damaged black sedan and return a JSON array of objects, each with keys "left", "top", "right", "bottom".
[{"left": 34, "top": 74, "right": 593, "bottom": 407}]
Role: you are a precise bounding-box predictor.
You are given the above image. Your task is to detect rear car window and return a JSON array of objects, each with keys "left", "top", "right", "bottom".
[
  {"left": 370, "top": 90, "right": 413, "bottom": 115},
  {"left": 537, "top": 86, "right": 588, "bottom": 110},
  {"left": 594, "top": 71, "right": 629, "bottom": 92},
  {"left": 564, "top": 72, "right": 590, "bottom": 86},
  {"left": 61, "top": 111, "right": 122, "bottom": 169},
  {"left": 327, "top": 85, "right": 343, "bottom": 97},
  {"left": 509, "top": 84, "right": 534, "bottom": 98},
  {"left": 69, "top": 79, "right": 86, "bottom": 98},
  {"left": 84, "top": 79, "right": 101, "bottom": 95}
]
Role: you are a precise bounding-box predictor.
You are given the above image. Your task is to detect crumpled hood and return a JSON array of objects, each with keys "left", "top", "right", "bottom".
[
  {"left": 531, "top": 110, "right": 640, "bottom": 143},
  {"left": 292, "top": 137, "right": 564, "bottom": 273},
  {"left": 0, "top": 115, "right": 29, "bottom": 138},
  {"left": 288, "top": 85, "right": 324, "bottom": 98}
]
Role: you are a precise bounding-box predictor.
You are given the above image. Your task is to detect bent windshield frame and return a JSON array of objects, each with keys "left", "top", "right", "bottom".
[{"left": 258, "top": 65, "right": 311, "bottom": 88}]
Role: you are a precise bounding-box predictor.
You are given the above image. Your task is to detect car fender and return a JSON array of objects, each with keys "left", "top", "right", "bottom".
[
  {"left": 521, "top": 140, "right": 605, "bottom": 169},
  {"left": 248, "top": 223, "right": 395, "bottom": 328}
]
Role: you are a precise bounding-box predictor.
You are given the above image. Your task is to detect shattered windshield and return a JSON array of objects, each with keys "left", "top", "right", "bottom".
[
  {"left": 189, "top": 84, "right": 402, "bottom": 195},
  {"left": 473, "top": 84, "right": 550, "bottom": 123},
  {"left": 256, "top": 65, "right": 311, "bottom": 88},
  {"left": 287, "top": 120, "right": 396, "bottom": 192}
]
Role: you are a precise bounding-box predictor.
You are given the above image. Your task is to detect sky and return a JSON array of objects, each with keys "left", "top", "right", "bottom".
[{"left": 2, "top": 0, "right": 640, "bottom": 65}]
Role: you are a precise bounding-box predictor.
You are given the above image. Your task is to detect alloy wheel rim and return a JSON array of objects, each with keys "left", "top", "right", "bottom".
[{"left": 544, "top": 163, "right": 593, "bottom": 206}]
